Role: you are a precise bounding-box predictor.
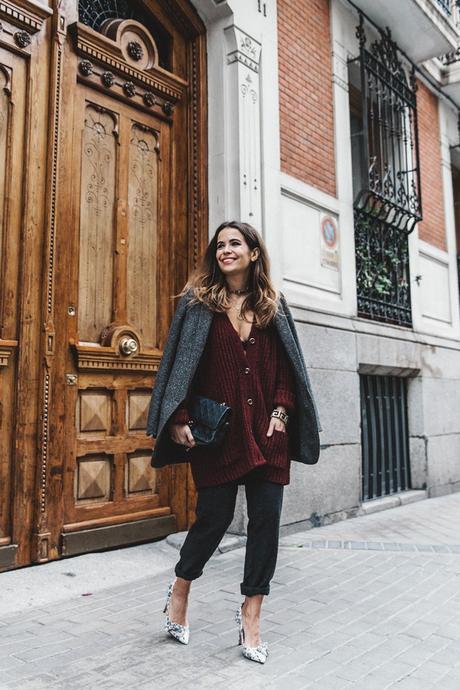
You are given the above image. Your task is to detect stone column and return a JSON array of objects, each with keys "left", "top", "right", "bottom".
[{"left": 224, "top": 25, "right": 262, "bottom": 228}]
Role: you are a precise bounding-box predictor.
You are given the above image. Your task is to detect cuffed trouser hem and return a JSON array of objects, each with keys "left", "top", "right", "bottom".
[
  {"left": 240, "top": 584, "right": 270, "bottom": 596},
  {"left": 174, "top": 566, "right": 201, "bottom": 581}
]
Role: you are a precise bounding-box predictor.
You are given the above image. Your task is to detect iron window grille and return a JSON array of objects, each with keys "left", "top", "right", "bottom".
[
  {"left": 360, "top": 374, "right": 412, "bottom": 501},
  {"left": 434, "top": 0, "right": 452, "bottom": 14},
  {"left": 349, "top": 16, "right": 423, "bottom": 327}
]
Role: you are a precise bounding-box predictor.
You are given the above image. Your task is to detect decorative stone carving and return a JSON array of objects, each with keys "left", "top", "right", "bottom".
[
  {"left": 101, "top": 71, "right": 115, "bottom": 88},
  {"left": 123, "top": 81, "right": 136, "bottom": 97},
  {"left": 14, "top": 30, "right": 31, "bottom": 48},
  {"left": 79, "top": 59, "right": 93, "bottom": 76},
  {"left": 226, "top": 26, "right": 261, "bottom": 74},
  {"left": 224, "top": 25, "right": 262, "bottom": 228},
  {"left": 127, "top": 40, "right": 143, "bottom": 61}
]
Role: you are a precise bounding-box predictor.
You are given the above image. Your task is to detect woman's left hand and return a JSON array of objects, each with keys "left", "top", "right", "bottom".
[{"left": 266, "top": 411, "right": 286, "bottom": 437}]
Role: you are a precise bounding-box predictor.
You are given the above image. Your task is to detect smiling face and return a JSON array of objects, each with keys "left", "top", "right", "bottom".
[{"left": 215, "top": 227, "right": 259, "bottom": 280}]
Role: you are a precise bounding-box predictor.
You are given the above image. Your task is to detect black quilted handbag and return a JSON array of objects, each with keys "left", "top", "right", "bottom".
[{"left": 188, "top": 396, "right": 232, "bottom": 448}]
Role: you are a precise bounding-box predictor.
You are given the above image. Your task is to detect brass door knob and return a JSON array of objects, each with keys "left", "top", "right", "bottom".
[{"left": 119, "top": 336, "right": 138, "bottom": 356}]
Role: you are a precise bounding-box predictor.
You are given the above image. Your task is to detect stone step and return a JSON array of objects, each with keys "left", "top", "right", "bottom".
[{"left": 358, "top": 489, "right": 427, "bottom": 516}]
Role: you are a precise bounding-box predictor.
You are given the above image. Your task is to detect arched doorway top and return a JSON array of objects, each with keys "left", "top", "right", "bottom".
[{"left": 78, "top": 0, "right": 172, "bottom": 68}]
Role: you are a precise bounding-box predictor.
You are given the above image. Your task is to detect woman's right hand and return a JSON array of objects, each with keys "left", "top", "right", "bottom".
[{"left": 169, "top": 423, "right": 196, "bottom": 449}]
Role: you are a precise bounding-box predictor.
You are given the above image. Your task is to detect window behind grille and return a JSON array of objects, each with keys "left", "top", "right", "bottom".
[
  {"left": 347, "top": 17, "right": 423, "bottom": 328},
  {"left": 360, "top": 374, "right": 411, "bottom": 501}
]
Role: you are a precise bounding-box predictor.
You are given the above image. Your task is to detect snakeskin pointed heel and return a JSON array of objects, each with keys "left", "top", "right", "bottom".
[
  {"left": 163, "top": 580, "right": 190, "bottom": 645},
  {"left": 235, "top": 603, "right": 268, "bottom": 664}
]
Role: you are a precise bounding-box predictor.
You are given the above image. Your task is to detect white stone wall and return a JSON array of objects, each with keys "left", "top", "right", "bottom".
[{"left": 191, "top": 0, "right": 460, "bottom": 531}]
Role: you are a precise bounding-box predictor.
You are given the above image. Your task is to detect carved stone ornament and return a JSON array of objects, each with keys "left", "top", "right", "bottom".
[
  {"left": 162, "top": 101, "right": 173, "bottom": 116},
  {"left": 101, "top": 71, "right": 115, "bottom": 87},
  {"left": 14, "top": 30, "right": 31, "bottom": 48},
  {"left": 143, "top": 91, "right": 156, "bottom": 107},
  {"left": 127, "top": 40, "right": 144, "bottom": 61},
  {"left": 240, "top": 36, "right": 257, "bottom": 60},
  {"left": 225, "top": 26, "right": 261, "bottom": 74},
  {"left": 123, "top": 81, "right": 136, "bottom": 97},
  {"left": 79, "top": 60, "right": 93, "bottom": 76}
]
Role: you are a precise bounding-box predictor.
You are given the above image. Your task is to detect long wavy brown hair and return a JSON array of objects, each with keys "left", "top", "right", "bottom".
[{"left": 178, "top": 221, "right": 279, "bottom": 328}]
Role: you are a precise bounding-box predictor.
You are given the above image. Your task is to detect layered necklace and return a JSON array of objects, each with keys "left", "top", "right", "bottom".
[{"left": 226, "top": 286, "right": 252, "bottom": 321}]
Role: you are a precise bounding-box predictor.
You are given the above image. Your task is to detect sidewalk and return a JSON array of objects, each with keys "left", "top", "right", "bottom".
[{"left": 1, "top": 492, "right": 460, "bottom": 689}]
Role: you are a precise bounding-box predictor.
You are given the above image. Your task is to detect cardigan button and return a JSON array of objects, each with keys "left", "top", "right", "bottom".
[
  {"left": 248, "top": 337, "right": 255, "bottom": 344},
  {"left": 247, "top": 398, "right": 253, "bottom": 405},
  {"left": 244, "top": 367, "right": 250, "bottom": 374}
]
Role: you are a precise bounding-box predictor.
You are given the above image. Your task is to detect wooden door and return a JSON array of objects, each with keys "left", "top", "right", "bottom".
[
  {"left": 57, "top": 86, "right": 169, "bottom": 553},
  {"left": 0, "top": 0, "right": 207, "bottom": 571},
  {"left": 60, "top": 85, "right": 176, "bottom": 553},
  {"left": 51, "top": 9, "right": 206, "bottom": 557},
  {"left": 0, "top": 0, "right": 53, "bottom": 571},
  {"left": 0, "top": 0, "right": 206, "bottom": 570}
]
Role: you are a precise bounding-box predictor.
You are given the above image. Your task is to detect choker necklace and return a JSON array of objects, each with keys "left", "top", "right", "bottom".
[{"left": 227, "top": 286, "right": 251, "bottom": 295}]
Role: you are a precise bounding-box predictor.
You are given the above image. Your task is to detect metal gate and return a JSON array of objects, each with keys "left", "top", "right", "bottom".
[{"left": 360, "top": 374, "right": 411, "bottom": 501}]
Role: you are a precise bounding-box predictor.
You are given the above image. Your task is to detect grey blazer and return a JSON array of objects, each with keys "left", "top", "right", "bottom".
[{"left": 147, "top": 289, "right": 322, "bottom": 469}]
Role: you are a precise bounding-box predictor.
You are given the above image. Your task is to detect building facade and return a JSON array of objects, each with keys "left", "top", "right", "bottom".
[{"left": 1, "top": 0, "right": 459, "bottom": 571}]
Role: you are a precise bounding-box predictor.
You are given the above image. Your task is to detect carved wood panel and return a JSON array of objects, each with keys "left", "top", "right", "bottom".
[
  {"left": 62, "top": 85, "right": 171, "bottom": 532},
  {"left": 127, "top": 124, "right": 159, "bottom": 348},
  {"left": 127, "top": 390, "right": 151, "bottom": 431},
  {"left": 78, "top": 104, "right": 118, "bottom": 342},
  {"left": 0, "top": 49, "right": 26, "bottom": 552},
  {"left": 78, "top": 389, "right": 112, "bottom": 433},
  {"left": 76, "top": 455, "right": 112, "bottom": 502},
  {"left": 0, "top": 66, "right": 8, "bottom": 273}
]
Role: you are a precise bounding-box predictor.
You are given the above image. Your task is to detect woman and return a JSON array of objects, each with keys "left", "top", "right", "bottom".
[{"left": 147, "top": 221, "right": 322, "bottom": 664}]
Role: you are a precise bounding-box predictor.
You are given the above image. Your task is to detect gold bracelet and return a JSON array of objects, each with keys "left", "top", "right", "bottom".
[{"left": 271, "top": 409, "right": 288, "bottom": 425}]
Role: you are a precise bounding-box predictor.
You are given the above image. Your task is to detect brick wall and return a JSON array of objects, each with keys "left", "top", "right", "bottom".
[
  {"left": 278, "top": 0, "right": 336, "bottom": 197},
  {"left": 417, "top": 81, "right": 446, "bottom": 251}
]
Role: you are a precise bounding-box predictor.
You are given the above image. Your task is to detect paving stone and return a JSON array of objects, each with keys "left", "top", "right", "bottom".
[
  {"left": 408, "top": 659, "right": 454, "bottom": 683},
  {"left": 303, "top": 673, "right": 354, "bottom": 689},
  {"left": 389, "top": 676, "right": 436, "bottom": 690},
  {"left": 1, "top": 673, "right": 57, "bottom": 689},
  {"left": 1, "top": 492, "right": 460, "bottom": 687}
]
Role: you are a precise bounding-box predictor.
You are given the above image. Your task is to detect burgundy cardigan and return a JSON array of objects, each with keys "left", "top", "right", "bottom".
[{"left": 169, "top": 312, "right": 296, "bottom": 488}]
